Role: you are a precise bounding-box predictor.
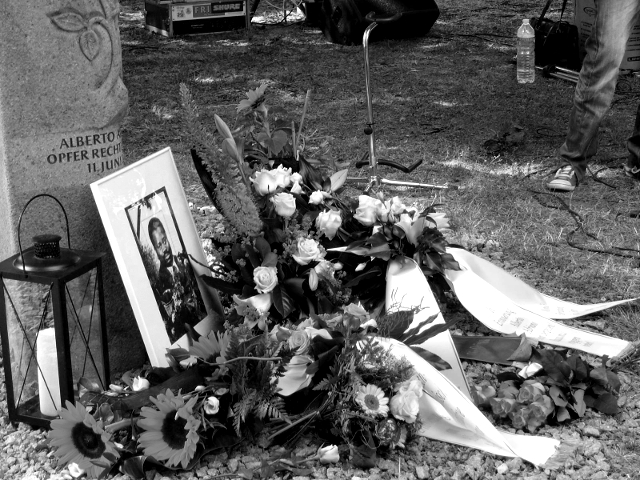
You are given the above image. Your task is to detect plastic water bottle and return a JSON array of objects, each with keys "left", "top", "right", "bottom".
[{"left": 517, "top": 19, "right": 535, "bottom": 83}]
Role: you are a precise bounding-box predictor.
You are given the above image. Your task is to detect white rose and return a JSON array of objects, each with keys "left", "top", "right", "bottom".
[
  {"left": 272, "top": 165, "right": 292, "bottom": 188},
  {"left": 271, "top": 192, "right": 297, "bottom": 218},
  {"left": 251, "top": 169, "right": 279, "bottom": 196},
  {"left": 388, "top": 196, "right": 406, "bottom": 216},
  {"left": 317, "top": 445, "right": 340, "bottom": 464},
  {"left": 292, "top": 237, "right": 324, "bottom": 265},
  {"left": 204, "top": 396, "right": 220, "bottom": 415},
  {"left": 290, "top": 181, "right": 302, "bottom": 194},
  {"left": 376, "top": 200, "right": 391, "bottom": 223},
  {"left": 395, "top": 375, "right": 424, "bottom": 398},
  {"left": 252, "top": 266, "right": 278, "bottom": 293},
  {"left": 389, "top": 390, "right": 420, "bottom": 424},
  {"left": 354, "top": 195, "right": 382, "bottom": 226},
  {"left": 309, "top": 190, "right": 328, "bottom": 205},
  {"left": 316, "top": 209, "right": 342, "bottom": 240},
  {"left": 288, "top": 330, "right": 311, "bottom": 355},
  {"left": 290, "top": 172, "right": 303, "bottom": 184}
]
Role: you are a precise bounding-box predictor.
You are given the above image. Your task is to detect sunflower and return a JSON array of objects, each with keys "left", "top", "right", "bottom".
[
  {"left": 189, "top": 330, "right": 230, "bottom": 364},
  {"left": 138, "top": 389, "right": 201, "bottom": 469},
  {"left": 48, "top": 401, "right": 119, "bottom": 478},
  {"left": 236, "top": 83, "right": 268, "bottom": 114},
  {"left": 355, "top": 384, "right": 389, "bottom": 417}
]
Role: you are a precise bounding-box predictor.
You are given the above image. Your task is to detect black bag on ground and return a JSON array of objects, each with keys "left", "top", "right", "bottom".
[
  {"left": 311, "top": 0, "right": 439, "bottom": 46},
  {"left": 530, "top": 0, "right": 581, "bottom": 70}
]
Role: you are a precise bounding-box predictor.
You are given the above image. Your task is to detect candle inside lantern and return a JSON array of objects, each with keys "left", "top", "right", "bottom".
[{"left": 36, "top": 328, "right": 61, "bottom": 416}]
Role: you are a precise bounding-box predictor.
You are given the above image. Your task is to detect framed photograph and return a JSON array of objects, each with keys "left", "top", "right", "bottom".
[{"left": 91, "top": 147, "right": 218, "bottom": 367}]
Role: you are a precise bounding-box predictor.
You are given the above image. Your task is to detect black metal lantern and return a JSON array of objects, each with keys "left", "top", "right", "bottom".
[{"left": 0, "top": 194, "right": 110, "bottom": 428}]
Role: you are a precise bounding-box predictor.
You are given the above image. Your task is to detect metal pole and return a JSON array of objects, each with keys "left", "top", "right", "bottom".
[{"left": 363, "top": 22, "right": 379, "bottom": 191}]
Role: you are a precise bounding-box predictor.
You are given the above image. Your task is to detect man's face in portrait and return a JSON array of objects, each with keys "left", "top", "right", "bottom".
[{"left": 151, "top": 223, "right": 173, "bottom": 268}]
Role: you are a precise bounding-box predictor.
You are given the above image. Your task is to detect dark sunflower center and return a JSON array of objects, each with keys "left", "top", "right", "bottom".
[
  {"left": 70, "top": 422, "right": 106, "bottom": 459},
  {"left": 161, "top": 411, "right": 188, "bottom": 449},
  {"left": 364, "top": 394, "right": 379, "bottom": 411}
]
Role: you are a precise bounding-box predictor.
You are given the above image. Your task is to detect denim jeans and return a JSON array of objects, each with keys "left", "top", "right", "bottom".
[{"left": 558, "top": 0, "right": 640, "bottom": 182}]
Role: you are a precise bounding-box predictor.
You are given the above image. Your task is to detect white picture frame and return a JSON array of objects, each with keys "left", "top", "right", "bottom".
[{"left": 91, "top": 147, "right": 216, "bottom": 367}]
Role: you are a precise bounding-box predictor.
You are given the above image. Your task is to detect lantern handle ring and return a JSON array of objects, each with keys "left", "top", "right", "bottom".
[{"left": 16, "top": 194, "right": 71, "bottom": 276}]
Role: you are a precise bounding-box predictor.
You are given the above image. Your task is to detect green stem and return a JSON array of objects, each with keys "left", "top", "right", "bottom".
[
  {"left": 221, "top": 356, "right": 282, "bottom": 365},
  {"left": 105, "top": 418, "right": 137, "bottom": 433}
]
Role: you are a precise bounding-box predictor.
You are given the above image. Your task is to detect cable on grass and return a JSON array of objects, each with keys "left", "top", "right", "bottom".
[
  {"left": 528, "top": 188, "right": 640, "bottom": 260},
  {"left": 535, "top": 126, "right": 565, "bottom": 138},
  {"left": 588, "top": 165, "right": 617, "bottom": 189}
]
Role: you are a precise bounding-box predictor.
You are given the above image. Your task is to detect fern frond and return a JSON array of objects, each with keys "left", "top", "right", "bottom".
[{"left": 180, "top": 83, "right": 263, "bottom": 237}]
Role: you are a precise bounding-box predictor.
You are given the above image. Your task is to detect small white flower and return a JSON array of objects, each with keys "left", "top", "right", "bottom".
[
  {"left": 68, "top": 462, "right": 85, "bottom": 478},
  {"left": 132, "top": 376, "right": 150, "bottom": 392}
]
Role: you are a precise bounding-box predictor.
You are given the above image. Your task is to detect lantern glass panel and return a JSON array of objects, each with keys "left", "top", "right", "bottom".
[
  {"left": 3, "top": 278, "right": 56, "bottom": 417},
  {"left": 65, "top": 267, "right": 106, "bottom": 393},
  {"left": 2, "top": 266, "right": 107, "bottom": 420}
]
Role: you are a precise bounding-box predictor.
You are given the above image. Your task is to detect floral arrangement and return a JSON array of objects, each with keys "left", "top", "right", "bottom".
[
  {"left": 471, "top": 346, "right": 621, "bottom": 432},
  {"left": 45, "top": 83, "right": 624, "bottom": 480},
  {"left": 47, "top": 299, "right": 447, "bottom": 478}
]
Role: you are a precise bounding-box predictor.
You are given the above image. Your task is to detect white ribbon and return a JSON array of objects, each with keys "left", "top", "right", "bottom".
[
  {"left": 379, "top": 337, "right": 560, "bottom": 467},
  {"left": 445, "top": 248, "right": 636, "bottom": 358},
  {"left": 386, "top": 257, "right": 471, "bottom": 399}
]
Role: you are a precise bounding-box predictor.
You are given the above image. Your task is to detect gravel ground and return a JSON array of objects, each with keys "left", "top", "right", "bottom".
[{"left": 1, "top": 339, "right": 639, "bottom": 480}]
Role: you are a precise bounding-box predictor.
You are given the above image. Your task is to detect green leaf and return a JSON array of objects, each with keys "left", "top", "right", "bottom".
[
  {"left": 532, "top": 349, "right": 572, "bottom": 385},
  {"left": 350, "top": 437, "right": 377, "bottom": 469},
  {"left": 590, "top": 367, "right": 621, "bottom": 394},
  {"left": 566, "top": 355, "right": 589, "bottom": 382},
  {"left": 400, "top": 314, "right": 458, "bottom": 346},
  {"left": 382, "top": 310, "right": 414, "bottom": 339},
  {"left": 254, "top": 236, "right": 271, "bottom": 259},
  {"left": 245, "top": 244, "right": 262, "bottom": 269},
  {"left": 271, "top": 129, "right": 289, "bottom": 155},
  {"left": 214, "top": 114, "right": 235, "bottom": 141},
  {"left": 262, "top": 252, "right": 279, "bottom": 268},
  {"left": 506, "top": 334, "right": 536, "bottom": 362},
  {"left": 571, "top": 388, "right": 586, "bottom": 417},
  {"left": 344, "top": 268, "right": 382, "bottom": 288},
  {"left": 549, "top": 385, "right": 568, "bottom": 407},
  {"left": 272, "top": 285, "right": 294, "bottom": 318},
  {"left": 329, "top": 169, "right": 349, "bottom": 192},
  {"left": 79, "top": 377, "right": 103, "bottom": 393},
  {"left": 222, "top": 137, "right": 239, "bottom": 161},
  {"left": 591, "top": 392, "right": 619, "bottom": 415},
  {"left": 556, "top": 406, "right": 571, "bottom": 422},
  {"left": 410, "top": 345, "right": 452, "bottom": 371}
]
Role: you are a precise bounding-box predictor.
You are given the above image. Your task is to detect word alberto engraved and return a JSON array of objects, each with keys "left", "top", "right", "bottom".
[{"left": 48, "top": 130, "right": 123, "bottom": 174}]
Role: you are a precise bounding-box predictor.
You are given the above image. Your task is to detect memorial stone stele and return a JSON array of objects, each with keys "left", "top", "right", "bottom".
[{"left": 0, "top": 0, "right": 146, "bottom": 372}]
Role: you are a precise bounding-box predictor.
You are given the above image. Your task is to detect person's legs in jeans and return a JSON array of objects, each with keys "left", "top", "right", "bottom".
[
  {"left": 557, "top": 0, "right": 640, "bottom": 183},
  {"left": 626, "top": 102, "right": 640, "bottom": 174}
]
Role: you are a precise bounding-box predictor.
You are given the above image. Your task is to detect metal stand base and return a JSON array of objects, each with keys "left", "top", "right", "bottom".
[{"left": 346, "top": 13, "right": 452, "bottom": 192}]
